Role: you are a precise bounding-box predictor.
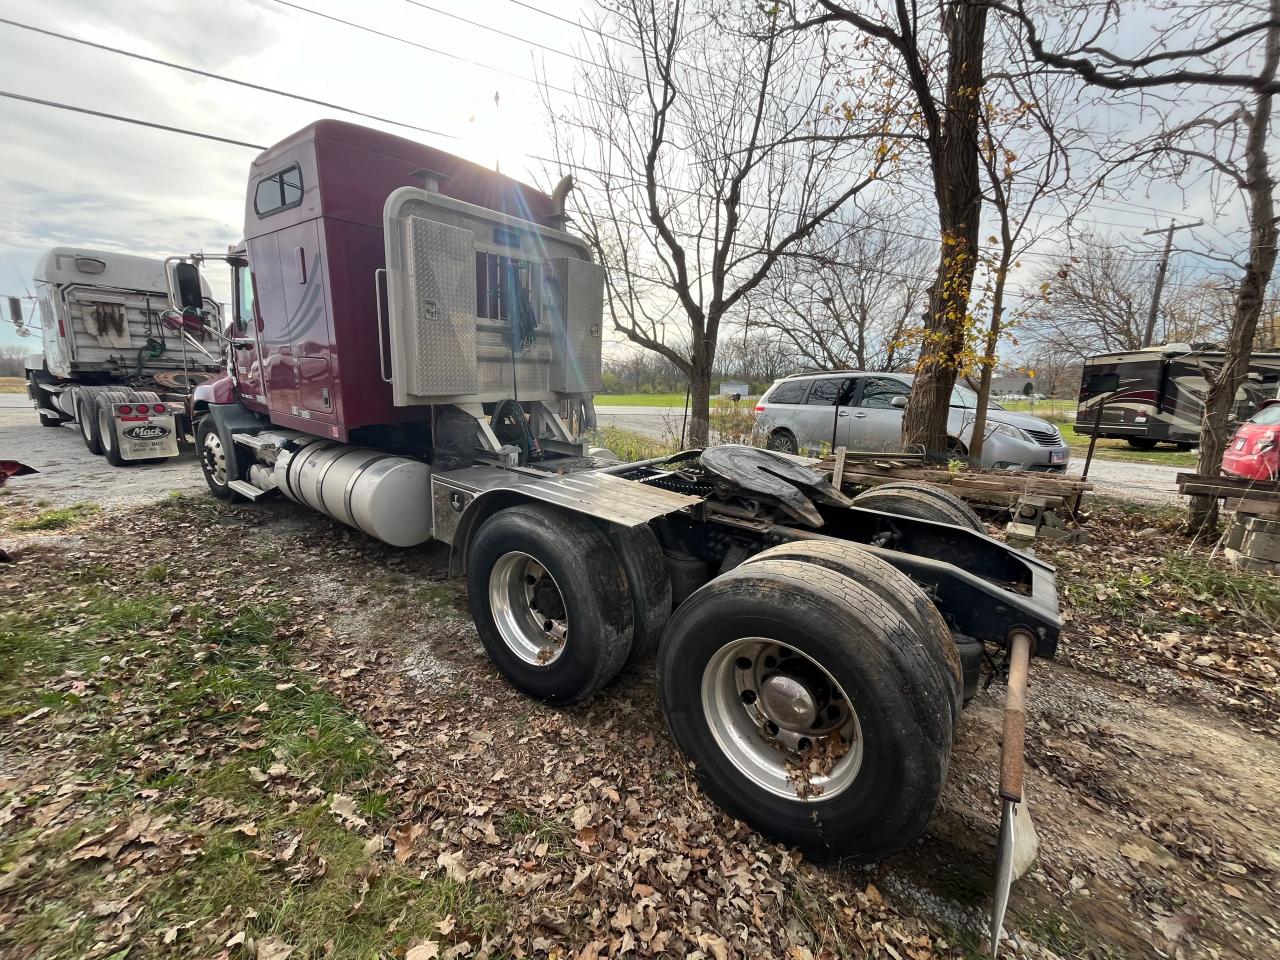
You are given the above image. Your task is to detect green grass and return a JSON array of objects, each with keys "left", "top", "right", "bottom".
[
  {"left": 10, "top": 502, "right": 100, "bottom": 531},
  {"left": 595, "top": 392, "right": 688, "bottom": 407},
  {"left": 0, "top": 568, "right": 506, "bottom": 958},
  {"left": 1064, "top": 549, "right": 1280, "bottom": 631},
  {"left": 0, "top": 375, "right": 26, "bottom": 393},
  {"left": 1058, "top": 424, "right": 1200, "bottom": 467},
  {"left": 589, "top": 425, "right": 678, "bottom": 461}
]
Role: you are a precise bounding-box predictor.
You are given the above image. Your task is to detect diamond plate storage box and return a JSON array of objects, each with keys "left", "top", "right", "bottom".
[
  {"left": 383, "top": 186, "right": 603, "bottom": 407},
  {"left": 401, "top": 216, "right": 479, "bottom": 397}
]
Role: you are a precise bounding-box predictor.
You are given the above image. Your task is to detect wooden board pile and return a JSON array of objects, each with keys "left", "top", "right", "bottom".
[
  {"left": 818, "top": 449, "right": 1092, "bottom": 546},
  {"left": 1176, "top": 472, "right": 1280, "bottom": 573}
]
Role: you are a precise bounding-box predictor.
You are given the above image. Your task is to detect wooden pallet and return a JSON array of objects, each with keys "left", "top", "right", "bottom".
[
  {"left": 818, "top": 455, "right": 1091, "bottom": 509},
  {"left": 1175, "top": 472, "right": 1280, "bottom": 504}
]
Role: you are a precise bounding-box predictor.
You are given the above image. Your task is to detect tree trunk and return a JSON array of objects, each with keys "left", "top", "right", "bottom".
[
  {"left": 968, "top": 248, "right": 1012, "bottom": 467},
  {"left": 1187, "top": 6, "right": 1278, "bottom": 536},
  {"left": 687, "top": 349, "right": 714, "bottom": 447},
  {"left": 901, "top": 1, "right": 988, "bottom": 460}
]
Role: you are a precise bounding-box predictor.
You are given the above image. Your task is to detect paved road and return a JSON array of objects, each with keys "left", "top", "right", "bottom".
[
  {"left": 0, "top": 392, "right": 205, "bottom": 510},
  {"left": 596, "top": 403, "right": 1185, "bottom": 506}
]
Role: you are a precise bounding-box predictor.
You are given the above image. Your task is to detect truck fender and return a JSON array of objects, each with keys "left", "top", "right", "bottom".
[{"left": 447, "top": 489, "right": 533, "bottom": 577}]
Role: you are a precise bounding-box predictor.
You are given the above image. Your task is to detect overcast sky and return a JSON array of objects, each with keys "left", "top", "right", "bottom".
[
  {"left": 0, "top": 0, "right": 1259, "bottom": 352},
  {"left": 0, "top": 0, "right": 590, "bottom": 348}
]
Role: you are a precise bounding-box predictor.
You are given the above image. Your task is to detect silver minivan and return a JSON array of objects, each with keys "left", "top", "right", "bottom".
[{"left": 752, "top": 371, "right": 1070, "bottom": 471}]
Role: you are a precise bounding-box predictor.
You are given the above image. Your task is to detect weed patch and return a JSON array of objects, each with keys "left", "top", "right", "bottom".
[{"left": 10, "top": 501, "right": 99, "bottom": 530}]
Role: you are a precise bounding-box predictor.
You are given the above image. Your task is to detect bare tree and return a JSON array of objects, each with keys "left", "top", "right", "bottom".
[
  {"left": 746, "top": 210, "right": 935, "bottom": 373},
  {"left": 1023, "top": 233, "right": 1234, "bottom": 359},
  {"left": 545, "top": 0, "right": 901, "bottom": 445},
  {"left": 967, "top": 49, "right": 1077, "bottom": 465},
  {"left": 982, "top": 0, "right": 1278, "bottom": 532},
  {"left": 794, "top": 0, "right": 992, "bottom": 459}
]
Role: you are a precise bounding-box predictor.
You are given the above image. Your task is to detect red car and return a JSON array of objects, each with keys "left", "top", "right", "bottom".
[{"left": 1222, "top": 399, "right": 1280, "bottom": 481}]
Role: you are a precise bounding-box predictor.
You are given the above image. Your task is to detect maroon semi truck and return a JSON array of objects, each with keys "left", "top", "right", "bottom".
[{"left": 175, "top": 121, "right": 1057, "bottom": 907}]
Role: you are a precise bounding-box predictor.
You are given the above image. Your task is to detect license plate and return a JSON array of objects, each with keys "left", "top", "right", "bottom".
[
  {"left": 118, "top": 414, "right": 179, "bottom": 460},
  {"left": 1049, "top": 449, "right": 1066, "bottom": 464}
]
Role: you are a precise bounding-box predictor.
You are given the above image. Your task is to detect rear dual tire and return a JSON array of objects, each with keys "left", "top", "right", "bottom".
[
  {"left": 467, "top": 504, "right": 635, "bottom": 705},
  {"left": 658, "top": 556, "right": 955, "bottom": 862}
]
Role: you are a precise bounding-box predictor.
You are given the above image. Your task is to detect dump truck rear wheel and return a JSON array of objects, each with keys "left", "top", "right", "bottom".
[
  {"left": 658, "top": 558, "right": 953, "bottom": 862},
  {"left": 468, "top": 504, "right": 633, "bottom": 705},
  {"left": 740, "top": 540, "right": 962, "bottom": 725},
  {"left": 1126, "top": 437, "right": 1157, "bottom": 450},
  {"left": 852, "top": 484, "right": 983, "bottom": 531},
  {"left": 76, "top": 390, "right": 103, "bottom": 455},
  {"left": 97, "top": 392, "right": 130, "bottom": 468},
  {"left": 608, "top": 523, "right": 672, "bottom": 669},
  {"left": 855, "top": 481, "right": 985, "bottom": 533}
]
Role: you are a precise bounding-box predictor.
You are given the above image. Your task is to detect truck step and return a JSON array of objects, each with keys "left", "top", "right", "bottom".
[
  {"left": 233, "top": 434, "right": 278, "bottom": 453},
  {"left": 228, "top": 480, "right": 271, "bottom": 501}
]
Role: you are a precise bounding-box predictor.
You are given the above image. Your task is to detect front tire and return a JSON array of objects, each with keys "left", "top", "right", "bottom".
[
  {"left": 766, "top": 429, "right": 798, "bottom": 454},
  {"left": 196, "top": 417, "right": 241, "bottom": 501},
  {"left": 467, "top": 504, "right": 633, "bottom": 705},
  {"left": 658, "top": 558, "right": 954, "bottom": 862}
]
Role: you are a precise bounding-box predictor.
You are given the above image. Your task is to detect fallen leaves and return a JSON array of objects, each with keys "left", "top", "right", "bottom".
[{"left": 328, "top": 793, "right": 368, "bottom": 830}]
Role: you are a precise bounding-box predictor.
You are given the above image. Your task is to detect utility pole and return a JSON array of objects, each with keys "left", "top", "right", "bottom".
[{"left": 1141, "top": 220, "right": 1202, "bottom": 347}]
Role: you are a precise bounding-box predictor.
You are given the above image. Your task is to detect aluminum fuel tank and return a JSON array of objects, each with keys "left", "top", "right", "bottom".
[{"left": 275, "top": 441, "right": 431, "bottom": 547}]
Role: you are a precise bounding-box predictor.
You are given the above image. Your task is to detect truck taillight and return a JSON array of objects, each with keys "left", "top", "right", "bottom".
[
  {"left": 754, "top": 405, "right": 765, "bottom": 413},
  {"left": 118, "top": 404, "right": 133, "bottom": 415},
  {"left": 135, "top": 403, "right": 150, "bottom": 414}
]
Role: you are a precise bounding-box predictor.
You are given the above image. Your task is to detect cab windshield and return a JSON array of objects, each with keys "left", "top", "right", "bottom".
[{"left": 949, "top": 383, "right": 1004, "bottom": 410}]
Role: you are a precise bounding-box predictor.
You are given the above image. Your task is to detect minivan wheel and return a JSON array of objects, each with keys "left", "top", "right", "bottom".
[{"left": 766, "top": 429, "right": 798, "bottom": 454}]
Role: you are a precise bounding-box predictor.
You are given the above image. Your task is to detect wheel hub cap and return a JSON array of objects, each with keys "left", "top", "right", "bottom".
[{"left": 759, "top": 674, "right": 817, "bottom": 730}]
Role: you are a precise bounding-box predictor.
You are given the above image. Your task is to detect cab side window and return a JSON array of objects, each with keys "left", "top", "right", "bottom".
[
  {"left": 860, "top": 377, "right": 911, "bottom": 409},
  {"left": 234, "top": 267, "right": 256, "bottom": 334},
  {"left": 254, "top": 164, "right": 304, "bottom": 217}
]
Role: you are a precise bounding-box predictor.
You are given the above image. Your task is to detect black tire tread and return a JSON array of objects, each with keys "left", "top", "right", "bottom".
[
  {"left": 658, "top": 557, "right": 954, "bottom": 862},
  {"left": 852, "top": 486, "right": 980, "bottom": 530},
  {"left": 859, "top": 481, "right": 985, "bottom": 532},
  {"left": 608, "top": 523, "right": 672, "bottom": 669}
]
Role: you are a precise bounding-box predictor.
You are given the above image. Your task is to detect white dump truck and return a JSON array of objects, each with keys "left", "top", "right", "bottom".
[{"left": 23, "top": 247, "right": 223, "bottom": 465}]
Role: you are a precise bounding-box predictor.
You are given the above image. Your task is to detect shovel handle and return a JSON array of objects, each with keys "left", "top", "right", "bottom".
[{"left": 999, "top": 630, "right": 1034, "bottom": 803}]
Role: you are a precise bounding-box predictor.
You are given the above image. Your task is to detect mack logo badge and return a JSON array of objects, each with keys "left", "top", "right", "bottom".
[{"left": 123, "top": 424, "right": 170, "bottom": 441}]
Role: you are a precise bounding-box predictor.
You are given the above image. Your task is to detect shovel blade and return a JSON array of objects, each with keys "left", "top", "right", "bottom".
[{"left": 989, "top": 796, "right": 1040, "bottom": 956}]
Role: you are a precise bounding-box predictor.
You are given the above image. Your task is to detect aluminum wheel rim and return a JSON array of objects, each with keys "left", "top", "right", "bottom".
[
  {"left": 488, "top": 551, "right": 568, "bottom": 666},
  {"left": 701, "top": 638, "right": 862, "bottom": 801},
  {"left": 202, "top": 431, "right": 228, "bottom": 486}
]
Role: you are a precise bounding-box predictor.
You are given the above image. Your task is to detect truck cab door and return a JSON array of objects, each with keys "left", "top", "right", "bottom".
[{"left": 231, "top": 264, "right": 266, "bottom": 407}]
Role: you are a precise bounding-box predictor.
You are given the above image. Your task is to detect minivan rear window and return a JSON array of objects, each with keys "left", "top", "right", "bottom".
[{"left": 766, "top": 379, "right": 809, "bottom": 404}]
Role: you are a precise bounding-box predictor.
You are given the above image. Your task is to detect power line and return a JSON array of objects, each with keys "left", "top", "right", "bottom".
[
  {"left": 0, "top": 15, "right": 455, "bottom": 140},
  {"left": 0, "top": 89, "right": 267, "bottom": 149}
]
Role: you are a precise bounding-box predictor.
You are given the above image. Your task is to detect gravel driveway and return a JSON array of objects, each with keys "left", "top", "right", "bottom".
[{"left": 0, "top": 392, "right": 206, "bottom": 509}]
